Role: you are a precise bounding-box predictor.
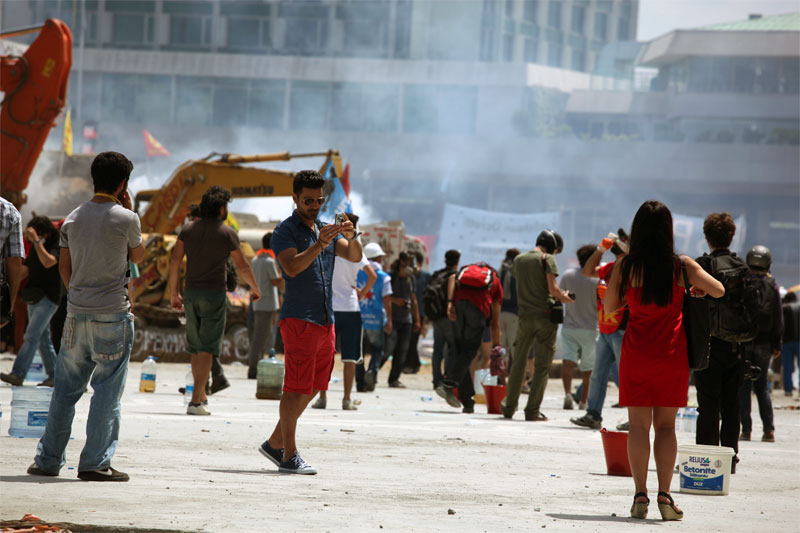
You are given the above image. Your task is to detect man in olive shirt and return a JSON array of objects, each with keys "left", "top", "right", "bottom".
[
  {"left": 502, "top": 230, "right": 573, "bottom": 421},
  {"left": 169, "top": 186, "right": 260, "bottom": 415}
]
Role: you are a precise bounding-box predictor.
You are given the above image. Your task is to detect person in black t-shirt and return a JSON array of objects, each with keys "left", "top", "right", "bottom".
[{"left": 1, "top": 215, "right": 62, "bottom": 387}]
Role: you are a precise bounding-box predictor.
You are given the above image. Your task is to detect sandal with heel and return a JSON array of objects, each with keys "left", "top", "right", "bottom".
[
  {"left": 657, "top": 491, "right": 683, "bottom": 521},
  {"left": 630, "top": 492, "right": 649, "bottom": 519}
]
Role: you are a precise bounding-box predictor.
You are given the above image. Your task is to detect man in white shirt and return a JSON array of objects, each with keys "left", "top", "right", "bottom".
[{"left": 312, "top": 213, "right": 376, "bottom": 410}]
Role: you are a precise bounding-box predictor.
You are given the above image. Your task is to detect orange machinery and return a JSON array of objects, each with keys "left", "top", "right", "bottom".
[{"left": 0, "top": 19, "right": 72, "bottom": 207}]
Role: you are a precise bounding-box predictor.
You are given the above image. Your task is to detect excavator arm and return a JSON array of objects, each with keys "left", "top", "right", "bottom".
[
  {"left": 137, "top": 149, "right": 342, "bottom": 234},
  {"left": 0, "top": 19, "right": 72, "bottom": 206}
]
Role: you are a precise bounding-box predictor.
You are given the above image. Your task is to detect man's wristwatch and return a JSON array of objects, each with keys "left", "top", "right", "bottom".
[
  {"left": 345, "top": 231, "right": 361, "bottom": 241},
  {"left": 34, "top": 238, "right": 42, "bottom": 244}
]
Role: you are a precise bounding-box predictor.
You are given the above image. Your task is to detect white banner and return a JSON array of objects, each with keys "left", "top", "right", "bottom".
[
  {"left": 433, "top": 203, "right": 560, "bottom": 270},
  {"left": 672, "top": 213, "right": 746, "bottom": 258}
]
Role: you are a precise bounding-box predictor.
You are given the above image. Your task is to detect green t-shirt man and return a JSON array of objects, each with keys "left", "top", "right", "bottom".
[{"left": 513, "top": 248, "right": 559, "bottom": 318}]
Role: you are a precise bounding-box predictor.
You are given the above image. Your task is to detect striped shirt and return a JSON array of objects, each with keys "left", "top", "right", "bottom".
[{"left": 0, "top": 198, "right": 25, "bottom": 278}]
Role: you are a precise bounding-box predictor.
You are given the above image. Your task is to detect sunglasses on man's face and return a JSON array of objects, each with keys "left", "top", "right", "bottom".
[{"left": 302, "top": 197, "right": 325, "bottom": 206}]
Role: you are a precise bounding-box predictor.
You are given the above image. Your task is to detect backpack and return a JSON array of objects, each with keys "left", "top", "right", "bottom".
[
  {"left": 457, "top": 263, "right": 495, "bottom": 291},
  {"left": 422, "top": 269, "right": 452, "bottom": 321},
  {"left": 751, "top": 275, "right": 776, "bottom": 334},
  {"left": 702, "top": 253, "right": 758, "bottom": 343}
]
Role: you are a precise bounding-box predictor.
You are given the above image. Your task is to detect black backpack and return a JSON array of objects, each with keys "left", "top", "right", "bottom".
[
  {"left": 751, "top": 275, "right": 776, "bottom": 334},
  {"left": 422, "top": 269, "right": 453, "bottom": 321},
  {"left": 700, "top": 252, "right": 758, "bottom": 343}
]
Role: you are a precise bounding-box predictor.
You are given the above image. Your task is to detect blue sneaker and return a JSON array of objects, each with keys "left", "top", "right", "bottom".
[
  {"left": 258, "top": 440, "right": 283, "bottom": 467},
  {"left": 279, "top": 451, "right": 317, "bottom": 475}
]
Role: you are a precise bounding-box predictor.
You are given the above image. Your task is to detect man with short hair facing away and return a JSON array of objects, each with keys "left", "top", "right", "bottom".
[
  {"left": 356, "top": 242, "right": 392, "bottom": 392},
  {"left": 258, "top": 170, "right": 363, "bottom": 475},
  {"left": 313, "top": 212, "right": 376, "bottom": 410},
  {"left": 169, "top": 186, "right": 261, "bottom": 416},
  {"left": 429, "top": 250, "right": 460, "bottom": 389},
  {"left": 247, "top": 232, "right": 283, "bottom": 379},
  {"left": 501, "top": 230, "right": 573, "bottom": 421},
  {"left": 435, "top": 263, "right": 503, "bottom": 414},
  {"left": 558, "top": 245, "right": 600, "bottom": 410},
  {"left": 29, "top": 152, "right": 144, "bottom": 481}
]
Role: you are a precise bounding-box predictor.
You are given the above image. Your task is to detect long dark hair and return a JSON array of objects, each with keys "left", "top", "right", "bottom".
[{"left": 618, "top": 200, "right": 678, "bottom": 307}]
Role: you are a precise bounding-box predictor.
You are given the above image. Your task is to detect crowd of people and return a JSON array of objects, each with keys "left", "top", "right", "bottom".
[{"left": 1, "top": 151, "right": 798, "bottom": 519}]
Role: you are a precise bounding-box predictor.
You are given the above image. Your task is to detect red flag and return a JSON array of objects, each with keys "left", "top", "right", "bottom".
[
  {"left": 341, "top": 163, "right": 351, "bottom": 197},
  {"left": 143, "top": 129, "right": 170, "bottom": 157}
]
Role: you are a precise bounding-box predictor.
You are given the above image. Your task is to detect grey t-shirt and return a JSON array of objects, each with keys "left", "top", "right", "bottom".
[
  {"left": 559, "top": 267, "right": 599, "bottom": 331},
  {"left": 61, "top": 201, "right": 142, "bottom": 314},
  {"left": 251, "top": 253, "right": 280, "bottom": 312}
]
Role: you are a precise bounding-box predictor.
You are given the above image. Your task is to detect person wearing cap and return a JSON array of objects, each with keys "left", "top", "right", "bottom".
[
  {"left": 501, "top": 230, "right": 573, "bottom": 421},
  {"left": 355, "top": 242, "right": 393, "bottom": 392}
]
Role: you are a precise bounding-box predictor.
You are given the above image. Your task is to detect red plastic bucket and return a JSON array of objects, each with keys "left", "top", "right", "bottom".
[
  {"left": 483, "top": 384, "right": 507, "bottom": 415},
  {"left": 600, "top": 428, "right": 632, "bottom": 476}
]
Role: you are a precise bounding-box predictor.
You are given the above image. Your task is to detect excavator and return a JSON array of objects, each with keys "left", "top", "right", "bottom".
[
  {"left": 1, "top": 19, "right": 72, "bottom": 207},
  {"left": 130, "top": 150, "right": 343, "bottom": 362}
]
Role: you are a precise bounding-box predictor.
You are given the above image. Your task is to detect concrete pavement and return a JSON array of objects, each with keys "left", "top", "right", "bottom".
[{"left": 1, "top": 357, "right": 799, "bottom": 532}]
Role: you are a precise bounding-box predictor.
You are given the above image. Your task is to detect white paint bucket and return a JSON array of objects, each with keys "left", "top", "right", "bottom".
[{"left": 677, "top": 444, "right": 735, "bottom": 495}]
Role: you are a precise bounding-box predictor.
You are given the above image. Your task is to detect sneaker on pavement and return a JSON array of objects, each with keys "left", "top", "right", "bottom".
[
  {"left": 388, "top": 380, "right": 406, "bottom": 389},
  {"left": 312, "top": 397, "right": 327, "bottom": 409},
  {"left": 77, "top": 466, "right": 129, "bottom": 482},
  {"left": 435, "top": 384, "right": 461, "bottom": 408},
  {"left": 563, "top": 394, "right": 574, "bottom": 410},
  {"left": 0, "top": 372, "right": 23, "bottom": 386},
  {"left": 616, "top": 421, "right": 630, "bottom": 431},
  {"left": 365, "top": 370, "right": 376, "bottom": 392},
  {"left": 186, "top": 403, "right": 211, "bottom": 416},
  {"left": 578, "top": 402, "right": 587, "bottom": 410},
  {"left": 27, "top": 463, "right": 58, "bottom": 477},
  {"left": 279, "top": 451, "right": 317, "bottom": 475},
  {"left": 570, "top": 414, "right": 601, "bottom": 429},
  {"left": 209, "top": 378, "right": 230, "bottom": 395},
  {"left": 342, "top": 399, "right": 358, "bottom": 411},
  {"left": 258, "top": 440, "right": 284, "bottom": 467}
]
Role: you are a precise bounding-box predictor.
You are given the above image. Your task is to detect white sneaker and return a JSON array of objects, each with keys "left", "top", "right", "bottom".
[
  {"left": 563, "top": 394, "right": 574, "bottom": 410},
  {"left": 312, "top": 397, "right": 327, "bottom": 409},
  {"left": 342, "top": 399, "right": 358, "bottom": 411},
  {"left": 187, "top": 403, "right": 210, "bottom": 416}
]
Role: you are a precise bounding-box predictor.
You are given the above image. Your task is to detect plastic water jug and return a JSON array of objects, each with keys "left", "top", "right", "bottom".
[
  {"left": 139, "top": 356, "right": 157, "bottom": 393},
  {"left": 256, "top": 356, "right": 284, "bottom": 400},
  {"left": 26, "top": 353, "right": 47, "bottom": 383},
  {"left": 681, "top": 407, "right": 698, "bottom": 433},
  {"left": 473, "top": 369, "right": 490, "bottom": 404},
  {"left": 184, "top": 366, "right": 194, "bottom": 405},
  {"left": 9, "top": 386, "right": 52, "bottom": 437}
]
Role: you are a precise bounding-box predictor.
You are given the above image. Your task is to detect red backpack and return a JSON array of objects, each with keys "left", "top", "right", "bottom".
[{"left": 457, "top": 263, "right": 495, "bottom": 291}]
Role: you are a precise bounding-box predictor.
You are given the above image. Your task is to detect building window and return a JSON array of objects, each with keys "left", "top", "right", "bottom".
[
  {"left": 402, "top": 85, "right": 477, "bottom": 136},
  {"left": 213, "top": 81, "right": 249, "bottom": 127},
  {"left": 337, "top": 1, "right": 390, "bottom": 57},
  {"left": 480, "top": 0, "right": 498, "bottom": 62},
  {"left": 249, "top": 80, "right": 286, "bottom": 129},
  {"left": 290, "top": 81, "right": 330, "bottom": 129},
  {"left": 279, "top": 1, "right": 330, "bottom": 55},
  {"left": 176, "top": 77, "right": 213, "bottom": 126},
  {"left": 547, "top": 43, "right": 562, "bottom": 67},
  {"left": 572, "top": 49, "right": 585, "bottom": 71},
  {"left": 503, "top": 34, "right": 514, "bottom": 62},
  {"left": 594, "top": 12, "right": 608, "bottom": 41},
  {"left": 227, "top": 18, "right": 270, "bottom": 50},
  {"left": 393, "top": 0, "right": 412, "bottom": 59},
  {"left": 617, "top": 16, "right": 630, "bottom": 40},
  {"left": 524, "top": 38, "right": 538, "bottom": 62},
  {"left": 571, "top": 6, "right": 585, "bottom": 34},
  {"left": 330, "top": 83, "right": 400, "bottom": 133},
  {"left": 101, "top": 73, "right": 171, "bottom": 124},
  {"left": 523, "top": 0, "right": 538, "bottom": 23},
  {"left": 170, "top": 15, "right": 213, "bottom": 47},
  {"left": 111, "top": 13, "right": 155, "bottom": 45},
  {"left": 547, "top": 1, "right": 561, "bottom": 29}
]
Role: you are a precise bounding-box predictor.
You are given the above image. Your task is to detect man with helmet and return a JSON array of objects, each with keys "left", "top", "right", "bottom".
[
  {"left": 501, "top": 229, "right": 573, "bottom": 421},
  {"left": 740, "top": 245, "right": 783, "bottom": 442}
]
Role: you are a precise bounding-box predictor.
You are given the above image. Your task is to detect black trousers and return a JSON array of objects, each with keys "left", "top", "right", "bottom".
[
  {"left": 404, "top": 328, "right": 422, "bottom": 372},
  {"left": 694, "top": 337, "right": 743, "bottom": 455},
  {"left": 443, "top": 300, "right": 486, "bottom": 408}
]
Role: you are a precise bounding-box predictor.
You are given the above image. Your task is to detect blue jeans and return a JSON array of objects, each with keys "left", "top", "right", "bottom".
[
  {"left": 11, "top": 298, "right": 59, "bottom": 380},
  {"left": 432, "top": 317, "right": 456, "bottom": 388},
  {"left": 586, "top": 330, "right": 624, "bottom": 421},
  {"left": 34, "top": 312, "right": 134, "bottom": 474},
  {"left": 781, "top": 341, "right": 799, "bottom": 393},
  {"left": 356, "top": 328, "right": 384, "bottom": 388}
]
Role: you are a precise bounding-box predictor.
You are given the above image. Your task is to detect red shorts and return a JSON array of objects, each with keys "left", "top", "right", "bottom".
[{"left": 280, "top": 318, "right": 335, "bottom": 395}]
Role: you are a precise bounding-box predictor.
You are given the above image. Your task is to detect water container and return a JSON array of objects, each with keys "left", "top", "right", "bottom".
[
  {"left": 473, "top": 369, "right": 490, "bottom": 404},
  {"left": 25, "top": 353, "right": 47, "bottom": 383},
  {"left": 256, "top": 356, "right": 284, "bottom": 400},
  {"left": 139, "top": 356, "right": 157, "bottom": 393},
  {"left": 9, "top": 386, "right": 52, "bottom": 437},
  {"left": 184, "top": 366, "right": 194, "bottom": 406},
  {"left": 681, "top": 407, "right": 698, "bottom": 434}
]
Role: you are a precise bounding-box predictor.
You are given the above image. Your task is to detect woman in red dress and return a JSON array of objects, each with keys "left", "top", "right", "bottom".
[{"left": 605, "top": 200, "right": 723, "bottom": 521}]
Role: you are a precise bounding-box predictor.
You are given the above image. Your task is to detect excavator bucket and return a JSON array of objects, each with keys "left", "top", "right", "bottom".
[{"left": 1, "top": 19, "right": 72, "bottom": 205}]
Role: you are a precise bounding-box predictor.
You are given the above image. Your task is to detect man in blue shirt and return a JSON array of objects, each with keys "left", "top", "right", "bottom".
[{"left": 258, "top": 170, "right": 362, "bottom": 475}]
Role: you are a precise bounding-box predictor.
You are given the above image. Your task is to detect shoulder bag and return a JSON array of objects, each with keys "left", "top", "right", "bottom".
[
  {"left": 541, "top": 253, "right": 563, "bottom": 324},
  {"left": 680, "top": 258, "right": 710, "bottom": 371}
]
